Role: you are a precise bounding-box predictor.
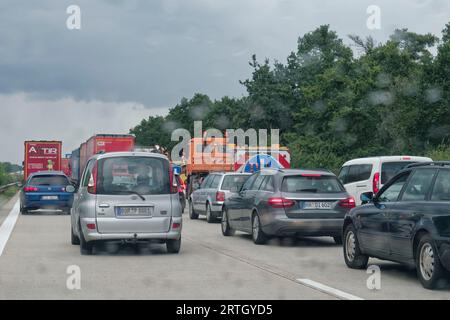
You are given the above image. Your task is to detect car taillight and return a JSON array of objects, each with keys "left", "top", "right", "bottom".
[
  {"left": 172, "top": 222, "right": 181, "bottom": 229},
  {"left": 339, "top": 196, "right": 356, "bottom": 209},
  {"left": 216, "top": 191, "right": 225, "bottom": 202},
  {"left": 87, "top": 162, "right": 98, "bottom": 194},
  {"left": 268, "top": 197, "right": 295, "bottom": 208},
  {"left": 24, "top": 186, "right": 38, "bottom": 192},
  {"left": 86, "top": 223, "right": 96, "bottom": 230},
  {"left": 373, "top": 172, "right": 380, "bottom": 194}
]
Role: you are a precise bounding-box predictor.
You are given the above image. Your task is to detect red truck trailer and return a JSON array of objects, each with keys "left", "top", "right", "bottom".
[
  {"left": 61, "top": 157, "right": 71, "bottom": 178},
  {"left": 75, "top": 134, "right": 135, "bottom": 182},
  {"left": 23, "top": 141, "right": 62, "bottom": 180}
]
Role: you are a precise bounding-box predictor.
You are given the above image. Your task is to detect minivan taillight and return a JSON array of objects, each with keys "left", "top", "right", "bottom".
[
  {"left": 268, "top": 197, "right": 295, "bottom": 208},
  {"left": 339, "top": 197, "right": 356, "bottom": 209},
  {"left": 24, "top": 186, "right": 38, "bottom": 192},
  {"left": 373, "top": 172, "right": 380, "bottom": 194},
  {"left": 87, "top": 162, "right": 98, "bottom": 194},
  {"left": 216, "top": 191, "right": 225, "bottom": 202}
]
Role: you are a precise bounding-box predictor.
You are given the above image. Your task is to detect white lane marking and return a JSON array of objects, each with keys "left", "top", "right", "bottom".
[
  {"left": 296, "top": 278, "right": 364, "bottom": 300},
  {"left": 0, "top": 200, "right": 20, "bottom": 257}
]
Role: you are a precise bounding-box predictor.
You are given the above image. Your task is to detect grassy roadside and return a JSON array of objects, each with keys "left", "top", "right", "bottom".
[{"left": 0, "top": 186, "right": 19, "bottom": 208}]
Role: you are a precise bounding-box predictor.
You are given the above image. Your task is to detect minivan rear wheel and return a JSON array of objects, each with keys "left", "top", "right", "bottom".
[
  {"left": 343, "top": 224, "right": 368, "bottom": 269},
  {"left": 79, "top": 221, "right": 94, "bottom": 255},
  {"left": 189, "top": 200, "right": 199, "bottom": 220},
  {"left": 71, "top": 225, "right": 80, "bottom": 245},
  {"left": 166, "top": 238, "right": 181, "bottom": 254}
]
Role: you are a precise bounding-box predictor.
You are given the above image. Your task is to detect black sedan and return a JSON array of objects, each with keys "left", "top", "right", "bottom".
[{"left": 343, "top": 162, "right": 450, "bottom": 289}]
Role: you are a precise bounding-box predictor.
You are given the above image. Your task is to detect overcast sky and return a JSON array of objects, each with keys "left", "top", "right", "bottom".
[{"left": 0, "top": 0, "right": 449, "bottom": 164}]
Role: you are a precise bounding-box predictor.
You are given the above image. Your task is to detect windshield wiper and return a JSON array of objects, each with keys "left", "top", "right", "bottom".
[
  {"left": 296, "top": 188, "right": 318, "bottom": 193},
  {"left": 119, "top": 190, "right": 146, "bottom": 201}
]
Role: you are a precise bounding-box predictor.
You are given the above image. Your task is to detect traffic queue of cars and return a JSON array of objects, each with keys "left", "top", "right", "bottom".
[
  {"left": 189, "top": 156, "right": 450, "bottom": 289},
  {"left": 18, "top": 150, "right": 450, "bottom": 289}
]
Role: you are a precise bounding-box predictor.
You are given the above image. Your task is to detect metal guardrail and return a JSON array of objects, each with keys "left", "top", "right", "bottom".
[{"left": 0, "top": 182, "right": 20, "bottom": 193}]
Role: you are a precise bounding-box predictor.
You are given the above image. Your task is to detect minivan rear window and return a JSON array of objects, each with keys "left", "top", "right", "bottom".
[
  {"left": 96, "top": 156, "right": 170, "bottom": 195},
  {"left": 281, "top": 175, "right": 345, "bottom": 193},
  {"left": 221, "top": 175, "right": 249, "bottom": 191},
  {"left": 30, "top": 175, "right": 69, "bottom": 186},
  {"left": 381, "top": 162, "right": 415, "bottom": 184}
]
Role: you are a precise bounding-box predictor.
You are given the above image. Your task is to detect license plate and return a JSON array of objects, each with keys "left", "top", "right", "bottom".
[
  {"left": 42, "top": 196, "right": 58, "bottom": 200},
  {"left": 302, "top": 201, "right": 332, "bottom": 209},
  {"left": 115, "top": 207, "right": 153, "bottom": 217}
]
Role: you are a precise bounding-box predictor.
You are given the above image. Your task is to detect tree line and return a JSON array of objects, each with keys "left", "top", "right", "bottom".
[
  {"left": 0, "top": 162, "right": 21, "bottom": 186},
  {"left": 131, "top": 23, "right": 450, "bottom": 172}
]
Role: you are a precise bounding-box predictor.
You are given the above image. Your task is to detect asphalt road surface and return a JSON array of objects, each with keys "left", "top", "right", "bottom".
[{"left": 0, "top": 194, "right": 449, "bottom": 300}]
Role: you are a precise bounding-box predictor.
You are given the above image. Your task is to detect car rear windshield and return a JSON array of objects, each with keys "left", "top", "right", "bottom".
[
  {"left": 381, "top": 162, "right": 415, "bottom": 184},
  {"left": 29, "top": 175, "right": 69, "bottom": 186},
  {"left": 96, "top": 156, "right": 170, "bottom": 195},
  {"left": 221, "top": 175, "right": 250, "bottom": 191},
  {"left": 281, "top": 175, "right": 345, "bottom": 193}
]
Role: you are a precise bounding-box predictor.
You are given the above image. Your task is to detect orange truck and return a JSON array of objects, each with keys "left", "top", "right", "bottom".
[
  {"left": 23, "top": 141, "right": 62, "bottom": 180},
  {"left": 184, "top": 135, "right": 291, "bottom": 196}
]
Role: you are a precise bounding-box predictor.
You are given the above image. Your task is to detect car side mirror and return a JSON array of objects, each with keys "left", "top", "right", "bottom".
[{"left": 360, "top": 192, "right": 374, "bottom": 204}]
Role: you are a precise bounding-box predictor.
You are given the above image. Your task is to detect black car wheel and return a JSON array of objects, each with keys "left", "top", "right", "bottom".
[
  {"left": 252, "top": 213, "right": 268, "bottom": 245},
  {"left": 221, "top": 208, "right": 235, "bottom": 236},
  {"left": 416, "top": 234, "right": 447, "bottom": 289},
  {"left": 189, "top": 200, "right": 199, "bottom": 220},
  {"left": 167, "top": 238, "right": 181, "bottom": 254},
  {"left": 343, "top": 224, "right": 368, "bottom": 269}
]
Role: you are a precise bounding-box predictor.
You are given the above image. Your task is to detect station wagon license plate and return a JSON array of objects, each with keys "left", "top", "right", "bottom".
[
  {"left": 302, "top": 201, "right": 332, "bottom": 209},
  {"left": 115, "top": 207, "right": 153, "bottom": 217},
  {"left": 41, "top": 196, "right": 58, "bottom": 200}
]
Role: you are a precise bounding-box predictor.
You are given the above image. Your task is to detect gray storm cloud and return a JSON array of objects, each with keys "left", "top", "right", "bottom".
[{"left": 0, "top": 0, "right": 448, "bottom": 164}]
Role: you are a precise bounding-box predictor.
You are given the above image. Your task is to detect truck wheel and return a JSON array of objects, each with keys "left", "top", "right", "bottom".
[
  {"left": 167, "top": 239, "right": 181, "bottom": 254},
  {"left": 416, "top": 234, "right": 447, "bottom": 289},
  {"left": 206, "top": 203, "right": 215, "bottom": 223},
  {"left": 189, "top": 200, "right": 198, "bottom": 220},
  {"left": 221, "top": 208, "right": 235, "bottom": 236},
  {"left": 71, "top": 225, "right": 80, "bottom": 245},
  {"left": 343, "top": 224, "right": 368, "bottom": 269},
  {"left": 79, "top": 221, "right": 93, "bottom": 255}
]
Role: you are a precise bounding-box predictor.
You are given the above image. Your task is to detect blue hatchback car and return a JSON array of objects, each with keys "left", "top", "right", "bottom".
[{"left": 20, "top": 171, "right": 75, "bottom": 214}]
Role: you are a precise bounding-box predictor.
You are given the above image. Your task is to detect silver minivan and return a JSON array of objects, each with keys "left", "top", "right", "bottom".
[{"left": 71, "top": 152, "right": 182, "bottom": 255}]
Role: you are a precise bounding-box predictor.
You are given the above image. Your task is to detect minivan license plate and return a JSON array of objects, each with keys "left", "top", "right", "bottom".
[
  {"left": 115, "top": 207, "right": 152, "bottom": 217},
  {"left": 302, "top": 201, "right": 332, "bottom": 209}
]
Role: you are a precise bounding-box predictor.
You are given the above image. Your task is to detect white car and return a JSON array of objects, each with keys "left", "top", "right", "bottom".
[{"left": 338, "top": 156, "right": 432, "bottom": 205}]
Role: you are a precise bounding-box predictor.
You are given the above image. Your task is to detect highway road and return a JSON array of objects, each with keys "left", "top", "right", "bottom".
[{"left": 0, "top": 194, "right": 449, "bottom": 300}]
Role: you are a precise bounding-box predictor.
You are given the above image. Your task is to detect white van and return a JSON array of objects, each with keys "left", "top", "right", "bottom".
[{"left": 338, "top": 156, "right": 432, "bottom": 205}]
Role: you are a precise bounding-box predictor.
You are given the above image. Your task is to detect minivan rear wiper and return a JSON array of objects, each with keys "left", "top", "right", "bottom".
[
  {"left": 118, "top": 190, "right": 146, "bottom": 201},
  {"left": 296, "top": 188, "right": 318, "bottom": 193}
]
